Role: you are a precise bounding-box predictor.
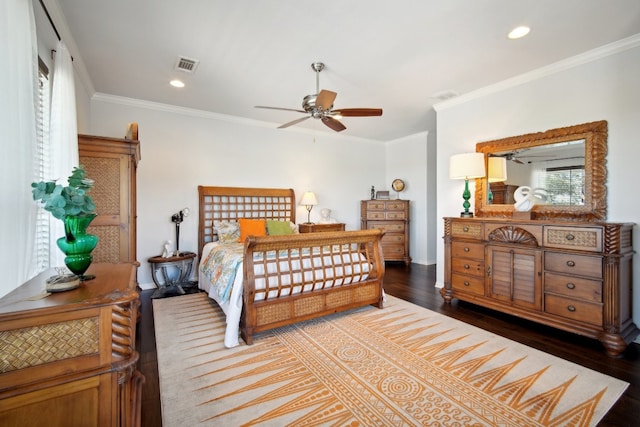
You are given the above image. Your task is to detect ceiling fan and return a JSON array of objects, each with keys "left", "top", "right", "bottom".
[{"left": 255, "top": 62, "right": 383, "bottom": 132}]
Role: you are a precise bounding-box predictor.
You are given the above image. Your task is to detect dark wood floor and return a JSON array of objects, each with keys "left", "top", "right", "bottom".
[{"left": 136, "top": 263, "right": 639, "bottom": 426}]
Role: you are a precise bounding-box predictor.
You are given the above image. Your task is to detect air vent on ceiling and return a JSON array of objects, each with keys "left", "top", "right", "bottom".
[
  {"left": 431, "top": 90, "right": 459, "bottom": 101},
  {"left": 174, "top": 56, "right": 199, "bottom": 73}
]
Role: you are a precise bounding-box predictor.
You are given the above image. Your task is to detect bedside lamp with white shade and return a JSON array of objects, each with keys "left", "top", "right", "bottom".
[
  {"left": 487, "top": 156, "right": 508, "bottom": 203},
  {"left": 300, "top": 191, "right": 318, "bottom": 224},
  {"left": 449, "top": 153, "right": 486, "bottom": 218}
]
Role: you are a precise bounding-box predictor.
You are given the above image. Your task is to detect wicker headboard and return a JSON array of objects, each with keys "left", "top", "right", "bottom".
[{"left": 198, "top": 186, "right": 296, "bottom": 257}]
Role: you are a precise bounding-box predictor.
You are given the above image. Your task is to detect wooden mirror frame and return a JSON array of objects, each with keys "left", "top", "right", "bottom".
[{"left": 474, "top": 120, "right": 607, "bottom": 221}]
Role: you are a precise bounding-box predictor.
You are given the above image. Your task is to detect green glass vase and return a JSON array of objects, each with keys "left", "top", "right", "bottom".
[{"left": 56, "top": 214, "right": 99, "bottom": 280}]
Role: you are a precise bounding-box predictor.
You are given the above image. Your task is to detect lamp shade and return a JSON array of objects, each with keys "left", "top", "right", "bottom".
[
  {"left": 449, "top": 152, "right": 486, "bottom": 180},
  {"left": 300, "top": 191, "right": 318, "bottom": 206},
  {"left": 487, "top": 157, "right": 508, "bottom": 183}
]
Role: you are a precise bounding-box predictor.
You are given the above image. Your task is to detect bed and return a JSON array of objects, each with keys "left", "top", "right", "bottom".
[{"left": 197, "top": 186, "right": 386, "bottom": 347}]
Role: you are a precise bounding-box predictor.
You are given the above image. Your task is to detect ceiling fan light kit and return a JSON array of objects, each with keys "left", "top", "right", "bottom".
[{"left": 255, "top": 62, "right": 382, "bottom": 132}]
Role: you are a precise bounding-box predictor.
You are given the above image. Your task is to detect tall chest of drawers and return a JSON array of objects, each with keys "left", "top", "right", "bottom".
[
  {"left": 442, "top": 217, "right": 639, "bottom": 357},
  {"left": 361, "top": 199, "right": 411, "bottom": 265}
]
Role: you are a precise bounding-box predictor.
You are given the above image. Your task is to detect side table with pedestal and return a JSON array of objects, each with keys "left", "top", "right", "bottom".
[{"left": 148, "top": 251, "right": 197, "bottom": 298}]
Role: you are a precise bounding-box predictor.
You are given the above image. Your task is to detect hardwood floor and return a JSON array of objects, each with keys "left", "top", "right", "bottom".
[{"left": 136, "top": 263, "right": 639, "bottom": 426}]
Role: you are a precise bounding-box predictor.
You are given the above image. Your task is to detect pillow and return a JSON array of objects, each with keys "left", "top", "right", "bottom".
[
  {"left": 266, "top": 220, "right": 293, "bottom": 236},
  {"left": 214, "top": 220, "right": 240, "bottom": 243},
  {"left": 238, "top": 218, "right": 267, "bottom": 242}
]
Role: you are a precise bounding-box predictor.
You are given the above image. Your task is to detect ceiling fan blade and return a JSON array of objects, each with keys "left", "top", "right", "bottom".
[
  {"left": 316, "top": 90, "right": 337, "bottom": 110},
  {"left": 333, "top": 108, "right": 383, "bottom": 117},
  {"left": 278, "top": 115, "right": 311, "bottom": 129},
  {"left": 255, "top": 105, "right": 306, "bottom": 113},
  {"left": 321, "top": 116, "right": 346, "bottom": 132}
]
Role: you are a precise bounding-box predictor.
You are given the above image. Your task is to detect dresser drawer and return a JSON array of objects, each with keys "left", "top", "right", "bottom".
[
  {"left": 385, "top": 211, "right": 406, "bottom": 220},
  {"left": 364, "top": 201, "right": 386, "bottom": 210},
  {"left": 543, "top": 226, "right": 603, "bottom": 252},
  {"left": 450, "top": 221, "right": 483, "bottom": 240},
  {"left": 385, "top": 201, "right": 406, "bottom": 211},
  {"left": 367, "top": 221, "right": 405, "bottom": 233},
  {"left": 381, "top": 244, "right": 405, "bottom": 257},
  {"left": 545, "top": 252, "right": 602, "bottom": 279},
  {"left": 451, "top": 241, "right": 484, "bottom": 260},
  {"left": 544, "top": 272, "right": 602, "bottom": 302},
  {"left": 451, "top": 258, "right": 484, "bottom": 277},
  {"left": 451, "top": 273, "right": 485, "bottom": 295},
  {"left": 382, "top": 234, "right": 405, "bottom": 244},
  {"left": 544, "top": 294, "right": 602, "bottom": 326}
]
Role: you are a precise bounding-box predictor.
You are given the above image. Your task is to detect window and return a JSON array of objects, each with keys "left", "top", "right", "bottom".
[{"left": 33, "top": 57, "right": 51, "bottom": 273}]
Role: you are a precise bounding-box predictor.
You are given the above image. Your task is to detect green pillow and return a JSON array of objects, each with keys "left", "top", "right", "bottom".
[{"left": 266, "top": 220, "right": 293, "bottom": 236}]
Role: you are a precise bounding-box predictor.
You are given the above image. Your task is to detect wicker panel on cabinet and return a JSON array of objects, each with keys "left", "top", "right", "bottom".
[{"left": 79, "top": 134, "right": 140, "bottom": 264}]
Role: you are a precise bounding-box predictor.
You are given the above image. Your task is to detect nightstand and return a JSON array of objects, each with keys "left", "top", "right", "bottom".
[
  {"left": 148, "top": 251, "right": 196, "bottom": 298},
  {"left": 298, "top": 223, "right": 346, "bottom": 233}
]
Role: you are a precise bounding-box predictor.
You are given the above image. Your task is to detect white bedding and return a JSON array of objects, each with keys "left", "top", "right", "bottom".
[{"left": 198, "top": 241, "right": 372, "bottom": 348}]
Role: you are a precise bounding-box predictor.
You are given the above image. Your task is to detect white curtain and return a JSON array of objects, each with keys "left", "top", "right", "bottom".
[
  {"left": 0, "top": 0, "right": 39, "bottom": 297},
  {"left": 48, "top": 40, "right": 79, "bottom": 268}
]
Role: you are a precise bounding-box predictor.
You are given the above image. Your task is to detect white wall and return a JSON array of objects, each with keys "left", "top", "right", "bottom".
[
  {"left": 435, "top": 38, "right": 640, "bottom": 327},
  {"left": 385, "top": 132, "right": 430, "bottom": 264},
  {"left": 88, "top": 96, "right": 390, "bottom": 287}
]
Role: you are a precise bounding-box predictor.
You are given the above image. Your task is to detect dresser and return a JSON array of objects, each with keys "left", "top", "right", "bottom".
[
  {"left": 0, "top": 263, "right": 144, "bottom": 426},
  {"left": 442, "top": 217, "right": 639, "bottom": 356},
  {"left": 361, "top": 200, "right": 410, "bottom": 265},
  {"left": 79, "top": 134, "right": 140, "bottom": 264}
]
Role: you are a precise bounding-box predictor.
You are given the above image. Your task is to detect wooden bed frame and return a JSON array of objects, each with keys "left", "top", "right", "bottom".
[{"left": 198, "top": 186, "right": 386, "bottom": 345}]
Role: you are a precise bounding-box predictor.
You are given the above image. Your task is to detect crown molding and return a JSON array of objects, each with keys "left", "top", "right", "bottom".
[
  {"left": 434, "top": 33, "right": 640, "bottom": 112},
  {"left": 91, "top": 93, "right": 383, "bottom": 144}
]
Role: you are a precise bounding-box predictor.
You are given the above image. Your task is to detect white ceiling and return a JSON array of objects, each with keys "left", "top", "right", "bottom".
[{"left": 47, "top": 0, "right": 640, "bottom": 141}]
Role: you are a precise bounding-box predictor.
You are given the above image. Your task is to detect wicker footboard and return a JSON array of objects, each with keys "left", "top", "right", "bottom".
[{"left": 240, "top": 229, "right": 385, "bottom": 344}]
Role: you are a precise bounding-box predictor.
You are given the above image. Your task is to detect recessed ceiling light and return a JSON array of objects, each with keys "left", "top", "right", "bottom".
[
  {"left": 508, "top": 26, "right": 530, "bottom": 40},
  {"left": 170, "top": 79, "right": 185, "bottom": 88}
]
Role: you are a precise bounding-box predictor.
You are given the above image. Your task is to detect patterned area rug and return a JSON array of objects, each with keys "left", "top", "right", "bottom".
[{"left": 153, "top": 292, "right": 628, "bottom": 426}]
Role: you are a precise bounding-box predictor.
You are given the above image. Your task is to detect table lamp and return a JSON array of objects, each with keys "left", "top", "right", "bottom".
[
  {"left": 449, "top": 153, "right": 486, "bottom": 218},
  {"left": 300, "top": 191, "right": 318, "bottom": 224},
  {"left": 487, "top": 156, "right": 508, "bottom": 203}
]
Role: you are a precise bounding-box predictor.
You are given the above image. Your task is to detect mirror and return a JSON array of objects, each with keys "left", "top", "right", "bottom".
[{"left": 474, "top": 121, "right": 607, "bottom": 221}]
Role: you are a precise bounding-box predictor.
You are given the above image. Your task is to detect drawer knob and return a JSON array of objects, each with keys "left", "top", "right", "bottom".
[
  {"left": 566, "top": 283, "right": 576, "bottom": 290},
  {"left": 463, "top": 264, "right": 470, "bottom": 269},
  {"left": 566, "top": 260, "right": 576, "bottom": 267},
  {"left": 567, "top": 305, "right": 576, "bottom": 312},
  {"left": 463, "top": 281, "right": 470, "bottom": 287},
  {"left": 463, "top": 247, "right": 470, "bottom": 252},
  {"left": 565, "top": 233, "right": 575, "bottom": 241},
  {"left": 463, "top": 226, "right": 469, "bottom": 232}
]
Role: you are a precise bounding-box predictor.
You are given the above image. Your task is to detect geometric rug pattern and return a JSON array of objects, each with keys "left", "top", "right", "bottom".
[{"left": 154, "top": 292, "right": 627, "bottom": 426}]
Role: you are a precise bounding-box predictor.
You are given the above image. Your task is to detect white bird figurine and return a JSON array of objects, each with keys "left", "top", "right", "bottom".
[{"left": 514, "top": 186, "right": 548, "bottom": 212}]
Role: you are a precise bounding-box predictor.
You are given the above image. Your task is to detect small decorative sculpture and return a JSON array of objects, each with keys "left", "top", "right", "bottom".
[
  {"left": 162, "top": 240, "right": 173, "bottom": 258},
  {"left": 371, "top": 186, "right": 375, "bottom": 200},
  {"left": 318, "top": 208, "right": 338, "bottom": 224},
  {"left": 514, "top": 186, "right": 548, "bottom": 212}
]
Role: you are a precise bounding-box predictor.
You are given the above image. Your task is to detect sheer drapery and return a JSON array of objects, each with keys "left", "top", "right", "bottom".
[
  {"left": 0, "top": 0, "right": 39, "bottom": 297},
  {"left": 48, "top": 40, "right": 79, "bottom": 268}
]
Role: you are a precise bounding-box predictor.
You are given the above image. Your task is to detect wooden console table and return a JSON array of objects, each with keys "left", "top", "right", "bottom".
[{"left": 0, "top": 263, "right": 144, "bottom": 426}]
